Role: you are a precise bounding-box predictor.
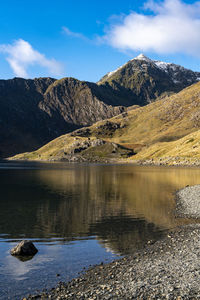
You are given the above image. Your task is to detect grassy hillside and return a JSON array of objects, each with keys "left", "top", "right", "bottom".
[
  {"left": 132, "top": 130, "right": 200, "bottom": 165},
  {"left": 10, "top": 82, "right": 200, "bottom": 164},
  {"left": 11, "top": 135, "right": 134, "bottom": 162},
  {"left": 87, "top": 82, "right": 200, "bottom": 146}
]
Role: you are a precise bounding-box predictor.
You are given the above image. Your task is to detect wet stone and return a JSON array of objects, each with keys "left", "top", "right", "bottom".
[{"left": 10, "top": 240, "right": 38, "bottom": 256}]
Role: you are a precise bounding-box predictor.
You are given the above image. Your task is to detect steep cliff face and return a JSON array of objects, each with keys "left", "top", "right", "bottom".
[
  {"left": 0, "top": 77, "right": 56, "bottom": 157},
  {"left": 0, "top": 77, "right": 124, "bottom": 157},
  {"left": 98, "top": 54, "right": 200, "bottom": 106},
  {"left": 41, "top": 78, "right": 125, "bottom": 126}
]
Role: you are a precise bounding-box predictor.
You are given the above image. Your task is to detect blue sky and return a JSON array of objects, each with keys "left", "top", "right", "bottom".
[{"left": 1, "top": 0, "right": 200, "bottom": 82}]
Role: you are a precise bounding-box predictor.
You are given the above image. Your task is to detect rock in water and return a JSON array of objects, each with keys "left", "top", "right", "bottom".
[{"left": 10, "top": 240, "right": 38, "bottom": 256}]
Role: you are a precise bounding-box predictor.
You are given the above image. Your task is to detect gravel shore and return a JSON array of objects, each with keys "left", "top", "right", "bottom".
[
  {"left": 27, "top": 186, "right": 200, "bottom": 300},
  {"left": 176, "top": 185, "right": 200, "bottom": 219}
]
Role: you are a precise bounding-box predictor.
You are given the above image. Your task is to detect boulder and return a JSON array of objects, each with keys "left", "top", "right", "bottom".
[{"left": 10, "top": 240, "right": 38, "bottom": 256}]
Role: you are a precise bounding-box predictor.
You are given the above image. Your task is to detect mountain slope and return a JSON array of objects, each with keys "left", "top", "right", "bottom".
[
  {"left": 12, "top": 81, "right": 200, "bottom": 163},
  {"left": 98, "top": 54, "right": 200, "bottom": 106},
  {"left": 42, "top": 77, "right": 125, "bottom": 125},
  {"left": 0, "top": 77, "right": 56, "bottom": 157},
  {"left": 133, "top": 129, "right": 200, "bottom": 165},
  {"left": 0, "top": 77, "right": 124, "bottom": 158},
  {"left": 2, "top": 54, "right": 200, "bottom": 158},
  {"left": 78, "top": 81, "right": 200, "bottom": 148}
]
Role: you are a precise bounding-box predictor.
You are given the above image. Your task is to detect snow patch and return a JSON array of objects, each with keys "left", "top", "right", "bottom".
[
  {"left": 105, "top": 60, "right": 131, "bottom": 79},
  {"left": 106, "top": 66, "right": 123, "bottom": 78},
  {"left": 132, "top": 53, "right": 152, "bottom": 63},
  {"left": 154, "top": 61, "right": 170, "bottom": 71},
  {"left": 105, "top": 53, "right": 151, "bottom": 79}
]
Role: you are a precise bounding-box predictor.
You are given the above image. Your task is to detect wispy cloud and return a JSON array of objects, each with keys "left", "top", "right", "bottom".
[
  {"left": 62, "top": 26, "right": 89, "bottom": 41},
  {"left": 0, "top": 39, "right": 63, "bottom": 78},
  {"left": 102, "top": 0, "right": 200, "bottom": 56}
]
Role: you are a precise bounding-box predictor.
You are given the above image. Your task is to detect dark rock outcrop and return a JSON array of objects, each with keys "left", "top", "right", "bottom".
[{"left": 10, "top": 240, "right": 38, "bottom": 256}]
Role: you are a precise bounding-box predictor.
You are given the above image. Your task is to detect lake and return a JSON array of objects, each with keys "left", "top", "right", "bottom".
[{"left": 0, "top": 161, "right": 199, "bottom": 299}]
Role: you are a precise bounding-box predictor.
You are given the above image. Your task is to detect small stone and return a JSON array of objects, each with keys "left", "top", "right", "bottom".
[{"left": 10, "top": 240, "right": 38, "bottom": 256}]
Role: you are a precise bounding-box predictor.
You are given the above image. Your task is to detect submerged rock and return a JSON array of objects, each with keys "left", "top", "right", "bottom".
[{"left": 10, "top": 240, "right": 38, "bottom": 256}]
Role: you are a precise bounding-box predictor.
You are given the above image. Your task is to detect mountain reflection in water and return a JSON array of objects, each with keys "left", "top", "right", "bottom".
[
  {"left": 1, "top": 163, "right": 200, "bottom": 255},
  {"left": 1, "top": 162, "right": 200, "bottom": 299}
]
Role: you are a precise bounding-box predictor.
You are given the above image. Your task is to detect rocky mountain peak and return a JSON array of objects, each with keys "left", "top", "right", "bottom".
[{"left": 132, "top": 53, "right": 152, "bottom": 63}]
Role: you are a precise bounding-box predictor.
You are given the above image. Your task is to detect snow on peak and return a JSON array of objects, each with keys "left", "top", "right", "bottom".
[
  {"left": 133, "top": 54, "right": 172, "bottom": 70},
  {"left": 106, "top": 66, "right": 124, "bottom": 78},
  {"left": 105, "top": 54, "right": 152, "bottom": 79},
  {"left": 103, "top": 54, "right": 200, "bottom": 84},
  {"left": 154, "top": 60, "right": 171, "bottom": 71},
  {"left": 133, "top": 54, "right": 171, "bottom": 70},
  {"left": 133, "top": 54, "right": 152, "bottom": 63}
]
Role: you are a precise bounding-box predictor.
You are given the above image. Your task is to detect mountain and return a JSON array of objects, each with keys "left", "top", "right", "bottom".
[
  {"left": 2, "top": 54, "right": 200, "bottom": 158},
  {"left": 12, "top": 81, "right": 200, "bottom": 165},
  {"left": 0, "top": 77, "right": 124, "bottom": 158},
  {"left": 98, "top": 54, "right": 200, "bottom": 106}
]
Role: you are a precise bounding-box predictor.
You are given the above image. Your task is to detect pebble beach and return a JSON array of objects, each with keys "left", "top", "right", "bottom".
[{"left": 27, "top": 185, "right": 200, "bottom": 300}]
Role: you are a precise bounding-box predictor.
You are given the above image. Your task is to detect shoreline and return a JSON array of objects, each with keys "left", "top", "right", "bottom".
[
  {"left": 27, "top": 225, "right": 200, "bottom": 299},
  {"left": 176, "top": 185, "right": 200, "bottom": 219},
  {"left": 6, "top": 155, "right": 200, "bottom": 168},
  {"left": 26, "top": 185, "right": 200, "bottom": 299}
]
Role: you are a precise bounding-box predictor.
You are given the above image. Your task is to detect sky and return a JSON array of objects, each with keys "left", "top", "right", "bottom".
[{"left": 1, "top": 0, "right": 200, "bottom": 82}]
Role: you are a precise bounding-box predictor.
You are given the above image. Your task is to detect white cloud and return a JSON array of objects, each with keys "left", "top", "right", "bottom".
[
  {"left": 62, "top": 26, "right": 88, "bottom": 41},
  {"left": 0, "top": 39, "right": 63, "bottom": 78},
  {"left": 103, "top": 0, "right": 200, "bottom": 56}
]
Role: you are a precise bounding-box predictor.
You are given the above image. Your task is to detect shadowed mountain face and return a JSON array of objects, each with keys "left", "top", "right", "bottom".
[{"left": 0, "top": 77, "right": 124, "bottom": 158}]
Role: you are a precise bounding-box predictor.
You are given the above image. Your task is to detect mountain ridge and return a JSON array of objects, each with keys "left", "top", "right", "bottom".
[
  {"left": 1, "top": 54, "right": 200, "bottom": 158},
  {"left": 11, "top": 81, "right": 200, "bottom": 164},
  {"left": 0, "top": 77, "right": 124, "bottom": 157}
]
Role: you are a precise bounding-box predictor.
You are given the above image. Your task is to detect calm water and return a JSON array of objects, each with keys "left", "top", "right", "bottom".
[{"left": 0, "top": 161, "right": 200, "bottom": 299}]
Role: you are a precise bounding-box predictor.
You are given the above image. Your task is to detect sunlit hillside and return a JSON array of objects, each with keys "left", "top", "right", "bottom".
[{"left": 10, "top": 82, "right": 200, "bottom": 164}]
